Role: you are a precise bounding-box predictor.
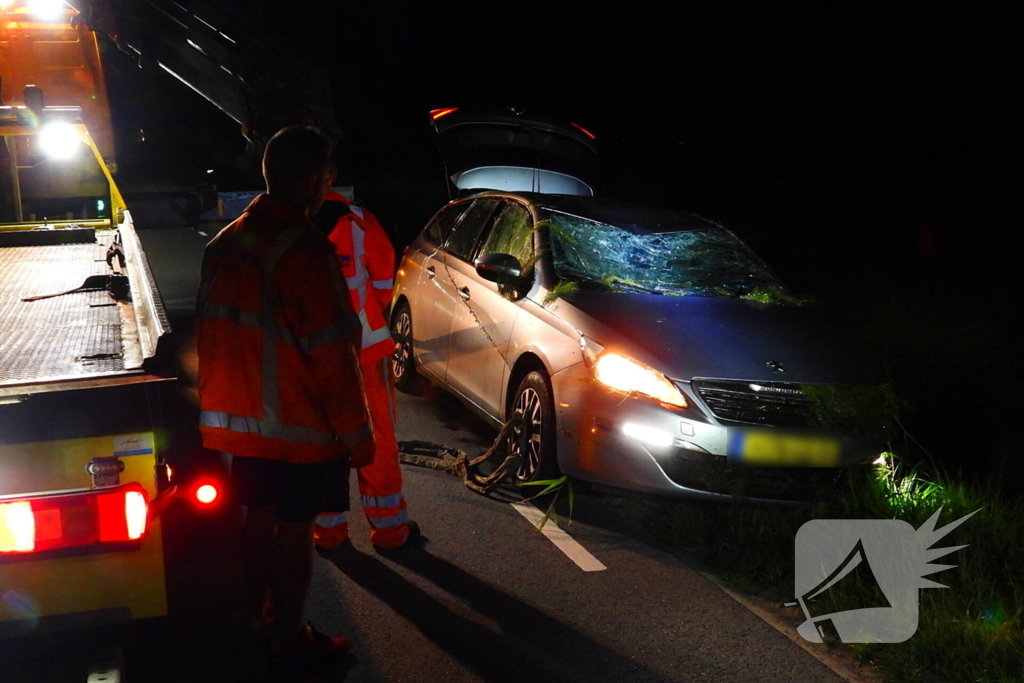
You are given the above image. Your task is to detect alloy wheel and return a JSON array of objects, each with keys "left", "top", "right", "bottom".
[
  {"left": 511, "top": 386, "right": 544, "bottom": 482},
  {"left": 391, "top": 310, "right": 412, "bottom": 383}
]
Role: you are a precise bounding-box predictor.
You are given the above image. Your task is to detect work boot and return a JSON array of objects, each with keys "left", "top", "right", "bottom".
[{"left": 374, "top": 521, "right": 422, "bottom": 556}]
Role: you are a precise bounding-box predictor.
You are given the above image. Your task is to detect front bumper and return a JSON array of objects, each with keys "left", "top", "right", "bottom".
[{"left": 550, "top": 362, "right": 881, "bottom": 503}]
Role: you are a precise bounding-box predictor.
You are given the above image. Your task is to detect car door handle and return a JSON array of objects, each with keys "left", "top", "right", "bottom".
[
  {"left": 459, "top": 286, "right": 471, "bottom": 301},
  {"left": 426, "top": 265, "right": 436, "bottom": 279}
]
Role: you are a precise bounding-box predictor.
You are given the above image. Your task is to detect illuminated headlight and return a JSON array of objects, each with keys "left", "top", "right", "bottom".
[
  {"left": 622, "top": 422, "right": 675, "bottom": 448},
  {"left": 581, "top": 337, "right": 688, "bottom": 408},
  {"left": 38, "top": 123, "right": 81, "bottom": 159}
]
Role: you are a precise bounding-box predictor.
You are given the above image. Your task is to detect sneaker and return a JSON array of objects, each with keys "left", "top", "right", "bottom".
[{"left": 270, "top": 621, "right": 351, "bottom": 658}]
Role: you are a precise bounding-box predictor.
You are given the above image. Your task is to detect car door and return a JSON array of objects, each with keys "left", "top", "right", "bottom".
[
  {"left": 419, "top": 197, "right": 501, "bottom": 385},
  {"left": 407, "top": 201, "right": 472, "bottom": 382},
  {"left": 445, "top": 199, "right": 535, "bottom": 419}
]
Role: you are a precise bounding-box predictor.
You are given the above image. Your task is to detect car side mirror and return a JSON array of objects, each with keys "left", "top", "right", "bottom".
[
  {"left": 475, "top": 252, "right": 530, "bottom": 300},
  {"left": 474, "top": 253, "right": 522, "bottom": 283}
]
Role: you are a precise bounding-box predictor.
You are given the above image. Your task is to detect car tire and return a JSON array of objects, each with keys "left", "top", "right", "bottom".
[
  {"left": 390, "top": 302, "right": 417, "bottom": 391},
  {"left": 508, "top": 370, "right": 558, "bottom": 484}
]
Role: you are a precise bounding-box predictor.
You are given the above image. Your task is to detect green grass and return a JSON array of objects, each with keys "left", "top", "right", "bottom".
[{"left": 646, "top": 455, "right": 1024, "bottom": 683}]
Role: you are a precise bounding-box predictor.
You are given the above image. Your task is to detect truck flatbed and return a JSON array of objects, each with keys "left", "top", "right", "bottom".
[{"left": 0, "top": 230, "right": 127, "bottom": 383}]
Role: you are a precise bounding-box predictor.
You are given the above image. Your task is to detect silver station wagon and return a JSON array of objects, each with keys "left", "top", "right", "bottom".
[{"left": 390, "top": 192, "right": 886, "bottom": 502}]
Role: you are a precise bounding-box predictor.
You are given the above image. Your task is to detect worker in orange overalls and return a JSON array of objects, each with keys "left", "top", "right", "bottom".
[{"left": 313, "top": 189, "right": 416, "bottom": 551}]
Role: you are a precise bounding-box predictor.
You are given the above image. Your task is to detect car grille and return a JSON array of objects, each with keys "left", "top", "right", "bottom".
[{"left": 693, "top": 379, "right": 819, "bottom": 428}]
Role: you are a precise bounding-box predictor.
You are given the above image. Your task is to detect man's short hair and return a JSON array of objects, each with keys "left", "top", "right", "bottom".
[{"left": 262, "top": 126, "right": 333, "bottom": 192}]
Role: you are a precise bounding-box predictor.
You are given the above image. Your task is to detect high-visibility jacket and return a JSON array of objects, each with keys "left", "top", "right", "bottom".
[
  {"left": 323, "top": 191, "right": 395, "bottom": 365},
  {"left": 195, "top": 194, "right": 373, "bottom": 464}
]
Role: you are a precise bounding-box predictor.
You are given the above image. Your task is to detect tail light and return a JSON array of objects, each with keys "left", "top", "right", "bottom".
[
  {"left": 0, "top": 483, "right": 149, "bottom": 557},
  {"left": 194, "top": 483, "right": 219, "bottom": 505},
  {"left": 429, "top": 107, "right": 459, "bottom": 121},
  {"left": 570, "top": 122, "right": 596, "bottom": 140}
]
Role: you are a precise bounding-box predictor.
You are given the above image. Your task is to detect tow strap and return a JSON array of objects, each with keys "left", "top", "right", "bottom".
[{"left": 398, "top": 412, "right": 523, "bottom": 495}]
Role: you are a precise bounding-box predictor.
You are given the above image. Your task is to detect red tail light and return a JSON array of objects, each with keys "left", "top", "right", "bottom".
[
  {"left": 195, "top": 483, "right": 219, "bottom": 505},
  {"left": 430, "top": 107, "right": 459, "bottom": 121},
  {"left": 0, "top": 483, "right": 149, "bottom": 556},
  {"left": 570, "top": 122, "right": 596, "bottom": 140}
]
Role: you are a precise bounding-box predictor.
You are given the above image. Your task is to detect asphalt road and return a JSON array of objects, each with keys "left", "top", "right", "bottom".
[{"left": 0, "top": 226, "right": 849, "bottom": 682}]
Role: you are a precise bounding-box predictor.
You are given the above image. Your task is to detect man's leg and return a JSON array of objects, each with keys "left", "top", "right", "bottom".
[
  {"left": 269, "top": 518, "right": 316, "bottom": 642},
  {"left": 240, "top": 504, "right": 276, "bottom": 624},
  {"left": 357, "top": 358, "right": 410, "bottom": 549}
]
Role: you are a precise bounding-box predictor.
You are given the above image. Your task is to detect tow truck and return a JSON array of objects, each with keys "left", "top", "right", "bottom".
[
  {"left": 0, "top": 5, "right": 182, "bottom": 645},
  {"left": 0, "top": 0, "right": 338, "bottom": 664}
]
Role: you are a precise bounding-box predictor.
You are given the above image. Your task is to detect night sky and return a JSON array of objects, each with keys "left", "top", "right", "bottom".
[{"left": 101, "top": 4, "right": 1021, "bottom": 484}]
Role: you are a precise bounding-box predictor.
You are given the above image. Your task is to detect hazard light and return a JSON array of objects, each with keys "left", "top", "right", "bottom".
[{"left": 0, "top": 483, "right": 149, "bottom": 557}]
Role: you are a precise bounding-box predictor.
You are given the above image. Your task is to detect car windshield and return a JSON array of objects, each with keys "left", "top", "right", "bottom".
[{"left": 542, "top": 209, "right": 785, "bottom": 297}]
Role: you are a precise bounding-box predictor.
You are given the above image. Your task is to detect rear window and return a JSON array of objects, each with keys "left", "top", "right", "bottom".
[
  {"left": 443, "top": 198, "right": 500, "bottom": 262},
  {"left": 423, "top": 202, "right": 469, "bottom": 245}
]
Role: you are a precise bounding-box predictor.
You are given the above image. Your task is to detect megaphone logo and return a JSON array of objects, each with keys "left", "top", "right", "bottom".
[{"left": 792, "top": 508, "right": 978, "bottom": 643}]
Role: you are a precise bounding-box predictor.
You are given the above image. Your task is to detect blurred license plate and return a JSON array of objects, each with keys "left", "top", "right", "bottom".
[{"left": 729, "top": 430, "right": 841, "bottom": 467}]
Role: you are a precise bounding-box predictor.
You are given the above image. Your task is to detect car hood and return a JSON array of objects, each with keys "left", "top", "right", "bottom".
[{"left": 563, "top": 292, "right": 879, "bottom": 385}]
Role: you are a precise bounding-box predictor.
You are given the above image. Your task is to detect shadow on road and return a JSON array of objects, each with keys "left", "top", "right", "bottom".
[{"left": 329, "top": 546, "right": 668, "bottom": 683}]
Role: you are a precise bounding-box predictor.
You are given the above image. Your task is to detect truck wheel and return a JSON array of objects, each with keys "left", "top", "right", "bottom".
[
  {"left": 508, "top": 370, "right": 558, "bottom": 483},
  {"left": 390, "top": 302, "right": 417, "bottom": 391}
]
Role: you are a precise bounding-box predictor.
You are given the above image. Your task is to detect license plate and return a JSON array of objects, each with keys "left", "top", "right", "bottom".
[{"left": 728, "top": 429, "right": 841, "bottom": 467}]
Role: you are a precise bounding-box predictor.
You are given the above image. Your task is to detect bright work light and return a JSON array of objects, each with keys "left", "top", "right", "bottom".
[
  {"left": 38, "top": 123, "right": 81, "bottom": 159},
  {"left": 28, "top": 0, "right": 64, "bottom": 20}
]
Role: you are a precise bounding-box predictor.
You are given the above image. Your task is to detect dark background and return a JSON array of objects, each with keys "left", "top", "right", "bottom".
[{"left": 103, "top": 5, "right": 1022, "bottom": 488}]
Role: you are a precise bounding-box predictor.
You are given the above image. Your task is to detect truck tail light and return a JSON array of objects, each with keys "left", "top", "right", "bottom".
[
  {"left": 0, "top": 483, "right": 149, "bottom": 557},
  {"left": 0, "top": 502, "right": 35, "bottom": 553}
]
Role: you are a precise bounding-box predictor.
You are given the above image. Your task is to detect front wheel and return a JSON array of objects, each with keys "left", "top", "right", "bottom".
[
  {"left": 390, "top": 302, "right": 417, "bottom": 391},
  {"left": 508, "top": 370, "right": 558, "bottom": 483}
]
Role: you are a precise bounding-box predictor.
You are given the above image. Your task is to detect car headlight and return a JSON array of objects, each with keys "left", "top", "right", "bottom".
[{"left": 580, "top": 336, "right": 688, "bottom": 408}]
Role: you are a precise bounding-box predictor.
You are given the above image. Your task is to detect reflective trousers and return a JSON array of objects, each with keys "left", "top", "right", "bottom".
[{"left": 315, "top": 358, "right": 410, "bottom": 549}]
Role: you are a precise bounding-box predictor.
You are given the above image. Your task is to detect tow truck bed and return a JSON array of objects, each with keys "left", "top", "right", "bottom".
[{"left": 0, "top": 230, "right": 130, "bottom": 386}]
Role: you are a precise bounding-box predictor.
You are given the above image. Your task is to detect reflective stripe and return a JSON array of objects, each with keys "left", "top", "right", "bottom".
[
  {"left": 298, "top": 317, "right": 360, "bottom": 353},
  {"left": 346, "top": 269, "right": 369, "bottom": 294},
  {"left": 341, "top": 421, "right": 374, "bottom": 446},
  {"left": 363, "top": 323, "right": 392, "bottom": 348},
  {"left": 350, "top": 205, "right": 365, "bottom": 219},
  {"left": 202, "top": 302, "right": 261, "bottom": 328},
  {"left": 362, "top": 492, "right": 404, "bottom": 509},
  {"left": 200, "top": 410, "right": 372, "bottom": 447},
  {"left": 367, "top": 508, "right": 408, "bottom": 529},
  {"left": 316, "top": 512, "right": 348, "bottom": 527},
  {"left": 372, "top": 278, "right": 394, "bottom": 290},
  {"left": 202, "top": 303, "right": 300, "bottom": 346},
  {"left": 344, "top": 222, "right": 368, "bottom": 309}
]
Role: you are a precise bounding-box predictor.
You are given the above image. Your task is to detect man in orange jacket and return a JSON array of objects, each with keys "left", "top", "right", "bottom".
[
  {"left": 313, "top": 189, "right": 417, "bottom": 551},
  {"left": 196, "top": 126, "right": 374, "bottom": 657}
]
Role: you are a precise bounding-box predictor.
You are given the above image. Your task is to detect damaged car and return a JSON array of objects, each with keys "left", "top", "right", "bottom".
[{"left": 390, "top": 192, "right": 889, "bottom": 502}]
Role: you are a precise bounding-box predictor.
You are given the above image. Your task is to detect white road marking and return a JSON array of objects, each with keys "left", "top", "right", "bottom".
[{"left": 511, "top": 502, "right": 607, "bottom": 572}]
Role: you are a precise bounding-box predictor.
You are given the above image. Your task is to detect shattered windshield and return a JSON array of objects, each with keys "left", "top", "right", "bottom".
[{"left": 542, "top": 209, "right": 785, "bottom": 297}]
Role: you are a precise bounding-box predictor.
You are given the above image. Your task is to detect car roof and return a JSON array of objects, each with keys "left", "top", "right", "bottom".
[{"left": 465, "top": 191, "right": 722, "bottom": 234}]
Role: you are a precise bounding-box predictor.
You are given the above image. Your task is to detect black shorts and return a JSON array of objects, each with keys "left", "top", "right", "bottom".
[{"left": 228, "top": 455, "right": 350, "bottom": 522}]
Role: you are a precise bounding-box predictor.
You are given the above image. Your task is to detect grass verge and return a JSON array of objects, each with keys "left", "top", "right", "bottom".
[{"left": 645, "top": 455, "right": 1024, "bottom": 683}]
